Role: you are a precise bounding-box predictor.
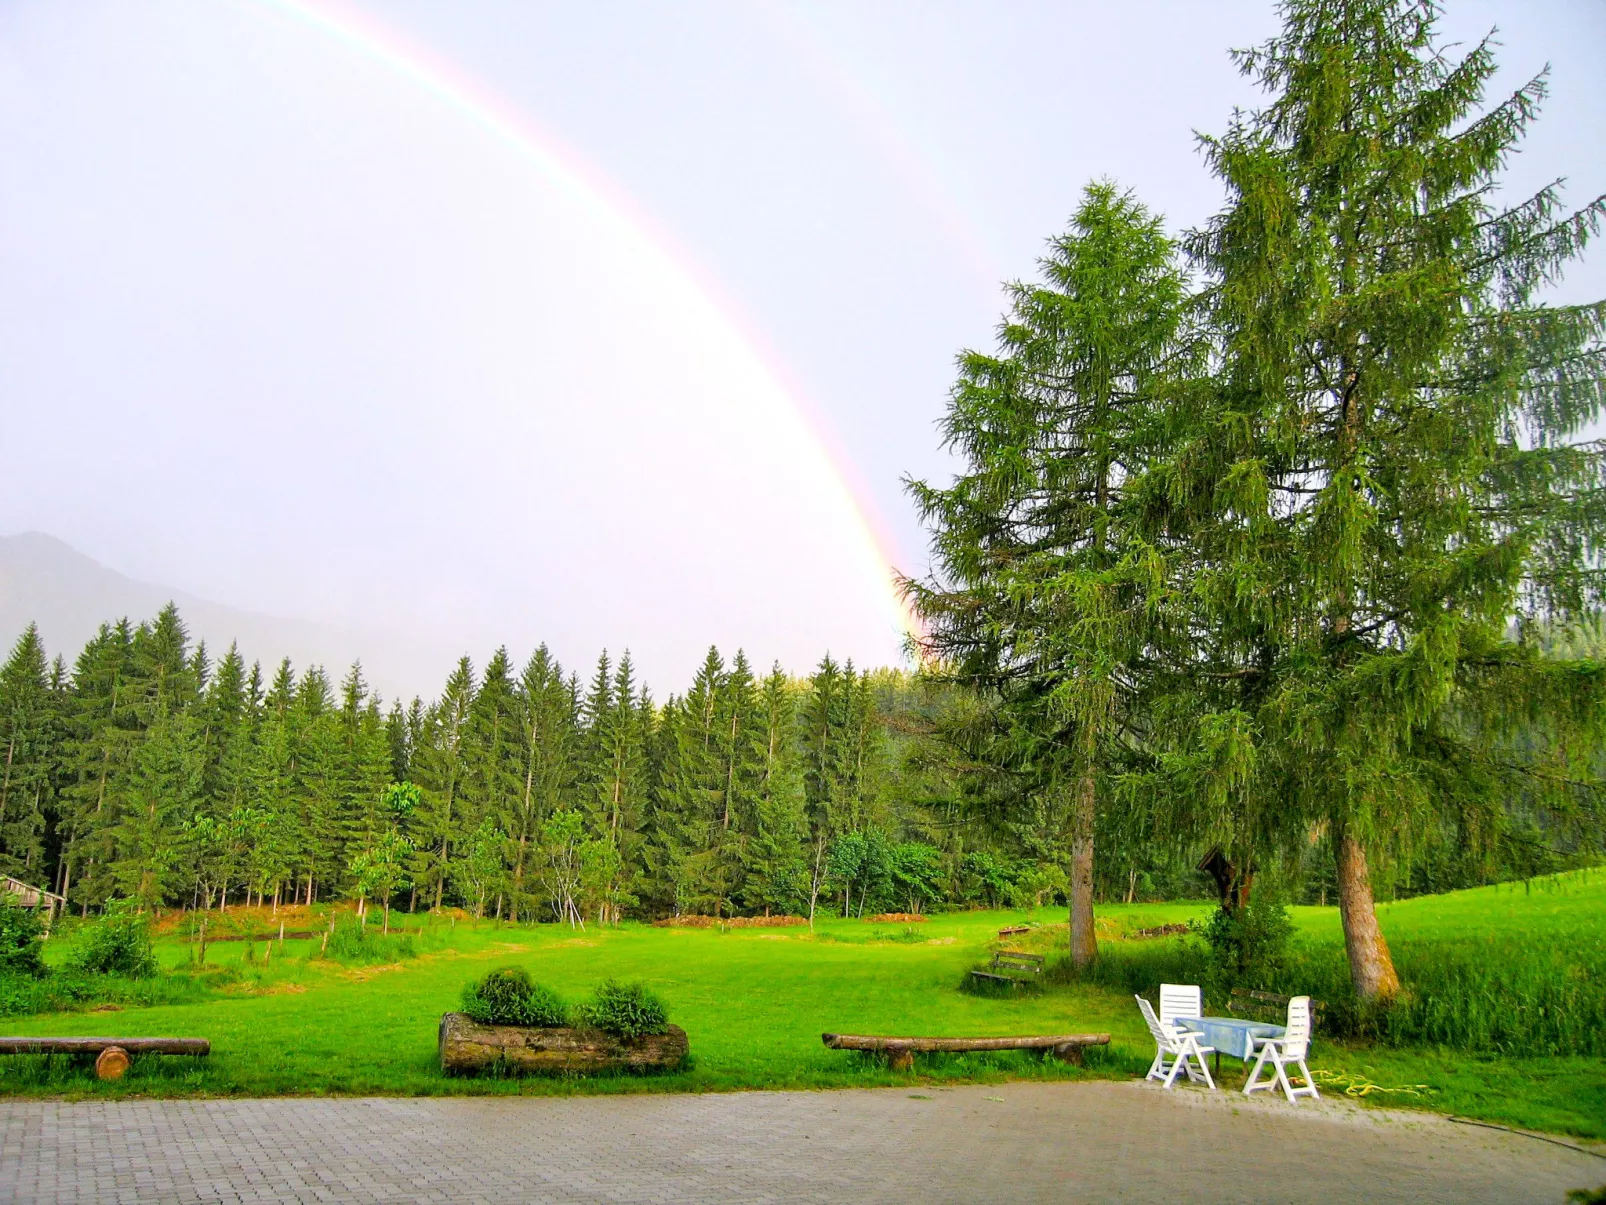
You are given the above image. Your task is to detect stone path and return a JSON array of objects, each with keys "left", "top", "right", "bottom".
[{"left": 1, "top": 1081, "right": 1600, "bottom": 1204}]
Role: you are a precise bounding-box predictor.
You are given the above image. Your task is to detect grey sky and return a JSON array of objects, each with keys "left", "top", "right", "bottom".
[{"left": 2, "top": 0, "right": 1602, "bottom": 698}]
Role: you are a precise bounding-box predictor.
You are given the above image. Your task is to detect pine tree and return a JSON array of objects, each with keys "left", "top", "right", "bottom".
[
  {"left": 110, "top": 709, "right": 203, "bottom": 909},
  {"left": 740, "top": 663, "right": 809, "bottom": 915},
  {"left": 413, "top": 657, "right": 475, "bottom": 909},
  {"left": 59, "top": 621, "right": 140, "bottom": 911},
  {"left": 506, "top": 646, "right": 578, "bottom": 922},
  {"left": 1167, "top": 0, "right": 1606, "bottom": 999},
  {"left": 907, "top": 182, "right": 1189, "bottom": 965},
  {"left": 0, "top": 625, "right": 56, "bottom": 877}
]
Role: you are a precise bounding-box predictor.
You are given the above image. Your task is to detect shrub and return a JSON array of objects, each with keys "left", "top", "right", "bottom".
[
  {"left": 0, "top": 897, "right": 47, "bottom": 978},
  {"left": 578, "top": 979, "right": 669, "bottom": 1039},
  {"left": 1193, "top": 897, "right": 1293, "bottom": 987},
  {"left": 74, "top": 902, "right": 157, "bottom": 978},
  {"left": 460, "top": 966, "right": 568, "bottom": 1027}
]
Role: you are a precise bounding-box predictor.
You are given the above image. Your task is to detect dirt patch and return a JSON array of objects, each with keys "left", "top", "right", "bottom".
[
  {"left": 90, "top": 1003, "right": 122, "bottom": 1013},
  {"left": 1129, "top": 923, "right": 1191, "bottom": 939},
  {"left": 866, "top": 913, "right": 926, "bottom": 923},
  {"left": 555, "top": 939, "right": 598, "bottom": 947},
  {"left": 344, "top": 963, "right": 408, "bottom": 983},
  {"left": 926, "top": 937, "right": 956, "bottom": 945}
]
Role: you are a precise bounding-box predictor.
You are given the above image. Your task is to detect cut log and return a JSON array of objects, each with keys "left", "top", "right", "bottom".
[
  {"left": 0, "top": 1037, "right": 209, "bottom": 1056},
  {"left": 822, "top": 1032, "right": 1109, "bottom": 1067},
  {"left": 94, "top": 1047, "right": 130, "bottom": 1081},
  {"left": 438, "top": 1013, "right": 688, "bottom": 1076}
]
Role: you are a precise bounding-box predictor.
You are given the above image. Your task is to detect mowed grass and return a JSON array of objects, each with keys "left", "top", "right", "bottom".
[{"left": 0, "top": 873, "right": 1601, "bottom": 1140}]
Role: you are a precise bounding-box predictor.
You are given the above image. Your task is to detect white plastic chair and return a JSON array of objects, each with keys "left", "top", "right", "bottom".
[
  {"left": 1159, "top": 983, "right": 1203, "bottom": 1030},
  {"left": 1136, "top": 995, "right": 1216, "bottom": 1089},
  {"left": 1243, "top": 995, "right": 1320, "bottom": 1103}
]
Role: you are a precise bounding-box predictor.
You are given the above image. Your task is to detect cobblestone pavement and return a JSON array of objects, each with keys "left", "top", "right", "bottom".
[{"left": 1, "top": 1080, "right": 1601, "bottom": 1204}]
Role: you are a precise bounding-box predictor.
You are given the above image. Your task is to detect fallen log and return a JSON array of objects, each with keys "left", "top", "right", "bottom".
[
  {"left": 822, "top": 1031, "right": 1109, "bottom": 1070},
  {"left": 439, "top": 1012, "right": 689, "bottom": 1076},
  {"left": 0, "top": 1036, "right": 209, "bottom": 1056}
]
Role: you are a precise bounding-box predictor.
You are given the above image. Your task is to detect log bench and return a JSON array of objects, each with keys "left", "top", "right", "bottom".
[
  {"left": 970, "top": 950, "right": 1044, "bottom": 989},
  {"left": 0, "top": 1036, "right": 210, "bottom": 1081},
  {"left": 997, "top": 925, "right": 1032, "bottom": 937},
  {"left": 823, "top": 1031, "right": 1109, "bottom": 1071}
]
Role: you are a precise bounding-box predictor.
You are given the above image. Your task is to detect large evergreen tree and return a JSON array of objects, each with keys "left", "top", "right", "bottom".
[
  {"left": 1167, "top": 0, "right": 1606, "bottom": 999},
  {"left": 907, "top": 182, "right": 1190, "bottom": 964}
]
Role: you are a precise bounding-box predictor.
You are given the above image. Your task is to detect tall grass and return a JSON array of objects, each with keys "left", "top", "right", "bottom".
[
  {"left": 1073, "top": 923, "right": 1606, "bottom": 1057},
  {"left": 0, "top": 967, "right": 235, "bottom": 1017}
]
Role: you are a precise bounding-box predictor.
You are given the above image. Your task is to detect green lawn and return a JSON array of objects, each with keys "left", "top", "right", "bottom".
[{"left": 2, "top": 873, "right": 1602, "bottom": 1142}]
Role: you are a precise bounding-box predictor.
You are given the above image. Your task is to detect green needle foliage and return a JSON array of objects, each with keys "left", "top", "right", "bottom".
[
  {"left": 1157, "top": 0, "right": 1606, "bottom": 1000},
  {"left": 911, "top": 0, "right": 1606, "bottom": 1003},
  {"left": 907, "top": 182, "right": 1193, "bottom": 967}
]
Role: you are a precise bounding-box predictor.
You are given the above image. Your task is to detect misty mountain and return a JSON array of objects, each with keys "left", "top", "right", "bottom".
[{"left": 0, "top": 532, "right": 454, "bottom": 703}]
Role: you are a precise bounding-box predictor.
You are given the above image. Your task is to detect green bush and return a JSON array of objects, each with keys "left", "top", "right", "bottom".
[
  {"left": 73, "top": 902, "right": 156, "bottom": 978},
  {"left": 1193, "top": 897, "right": 1294, "bottom": 987},
  {"left": 0, "top": 897, "right": 47, "bottom": 978},
  {"left": 578, "top": 979, "right": 669, "bottom": 1039},
  {"left": 460, "top": 966, "right": 568, "bottom": 1027}
]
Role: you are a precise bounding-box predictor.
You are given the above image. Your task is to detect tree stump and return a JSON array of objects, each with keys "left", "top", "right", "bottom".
[
  {"left": 94, "top": 1046, "right": 131, "bottom": 1081},
  {"left": 438, "top": 1013, "right": 689, "bottom": 1076}
]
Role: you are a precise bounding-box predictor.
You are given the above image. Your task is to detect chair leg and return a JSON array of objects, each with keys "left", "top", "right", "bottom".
[
  {"left": 1147, "top": 1049, "right": 1165, "bottom": 1082},
  {"left": 1273, "top": 1053, "right": 1296, "bottom": 1103},
  {"left": 1162, "top": 1050, "right": 1185, "bottom": 1089},
  {"left": 1293, "top": 1057, "right": 1319, "bottom": 1100},
  {"left": 1190, "top": 1043, "right": 1215, "bottom": 1090},
  {"left": 1244, "top": 1044, "right": 1272, "bottom": 1096}
]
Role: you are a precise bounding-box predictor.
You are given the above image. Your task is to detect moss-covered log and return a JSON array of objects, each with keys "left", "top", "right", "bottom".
[{"left": 438, "top": 1013, "right": 688, "bottom": 1076}]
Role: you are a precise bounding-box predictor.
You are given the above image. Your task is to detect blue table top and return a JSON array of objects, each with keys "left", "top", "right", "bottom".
[{"left": 1176, "top": 1016, "right": 1285, "bottom": 1061}]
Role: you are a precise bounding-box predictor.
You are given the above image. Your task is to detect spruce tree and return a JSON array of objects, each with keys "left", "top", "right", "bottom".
[
  {"left": 907, "top": 182, "right": 1189, "bottom": 964},
  {"left": 507, "top": 646, "right": 578, "bottom": 921},
  {"left": 413, "top": 657, "right": 475, "bottom": 909},
  {"left": 1168, "top": 0, "right": 1606, "bottom": 999},
  {"left": 0, "top": 625, "right": 56, "bottom": 877}
]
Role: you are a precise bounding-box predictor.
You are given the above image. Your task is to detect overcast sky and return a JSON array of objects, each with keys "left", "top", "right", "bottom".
[{"left": 2, "top": 0, "right": 1602, "bottom": 696}]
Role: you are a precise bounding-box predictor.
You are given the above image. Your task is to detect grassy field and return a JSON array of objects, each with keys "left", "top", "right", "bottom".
[{"left": 1, "top": 871, "right": 1602, "bottom": 1141}]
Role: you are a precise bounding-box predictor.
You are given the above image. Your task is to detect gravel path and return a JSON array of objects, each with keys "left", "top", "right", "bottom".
[{"left": 1, "top": 1080, "right": 1600, "bottom": 1204}]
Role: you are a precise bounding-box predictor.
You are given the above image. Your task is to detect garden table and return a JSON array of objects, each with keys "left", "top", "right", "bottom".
[{"left": 1175, "top": 1016, "right": 1284, "bottom": 1075}]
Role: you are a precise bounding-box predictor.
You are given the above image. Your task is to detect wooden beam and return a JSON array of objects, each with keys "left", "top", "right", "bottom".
[
  {"left": 0, "top": 1037, "right": 209, "bottom": 1056},
  {"left": 822, "top": 1033, "right": 1108, "bottom": 1054}
]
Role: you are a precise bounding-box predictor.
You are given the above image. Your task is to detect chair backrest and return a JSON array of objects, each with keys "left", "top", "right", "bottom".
[
  {"left": 1159, "top": 983, "right": 1202, "bottom": 1028},
  {"left": 1135, "top": 995, "right": 1175, "bottom": 1049},
  {"left": 1282, "top": 995, "right": 1312, "bottom": 1058}
]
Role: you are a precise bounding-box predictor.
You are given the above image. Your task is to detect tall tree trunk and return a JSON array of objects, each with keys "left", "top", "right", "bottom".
[
  {"left": 1335, "top": 829, "right": 1400, "bottom": 1002},
  {"left": 1069, "top": 768, "right": 1097, "bottom": 968}
]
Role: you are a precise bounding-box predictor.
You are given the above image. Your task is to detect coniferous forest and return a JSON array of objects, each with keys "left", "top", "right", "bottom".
[
  {"left": 0, "top": 609, "right": 1056, "bottom": 925},
  {"left": 0, "top": 599, "right": 1594, "bottom": 929}
]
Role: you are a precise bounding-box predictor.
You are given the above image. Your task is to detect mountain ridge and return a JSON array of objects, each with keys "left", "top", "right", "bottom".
[{"left": 0, "top": 532, "right": 452, "bottom": 702}]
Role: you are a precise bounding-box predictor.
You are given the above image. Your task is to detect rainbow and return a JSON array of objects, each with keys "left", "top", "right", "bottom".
[{"left": 255, "top": 0, "right": 925, "bottom": 650}]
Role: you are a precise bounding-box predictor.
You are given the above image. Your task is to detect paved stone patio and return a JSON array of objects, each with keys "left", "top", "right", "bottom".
[{"left": 0, "top": 1080, "right": 1600, "bottom": 1204}]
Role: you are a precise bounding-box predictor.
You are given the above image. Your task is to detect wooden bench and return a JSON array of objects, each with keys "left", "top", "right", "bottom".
[
  {"left": 0, "top": 1036, "right": 210, "bottom": 1081},
  {"left": 824, "top": 1031, "right": 1109, "bottom": 1071},
  {"left": 970, "top": 950, "right": 1044, "bottom": 989},
  {"left": 1229, "top": 988, "right": 1325, "bottom": 1030},
  {"left": 997, "top": 924, "right": 1031, "bottom": 937}
]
